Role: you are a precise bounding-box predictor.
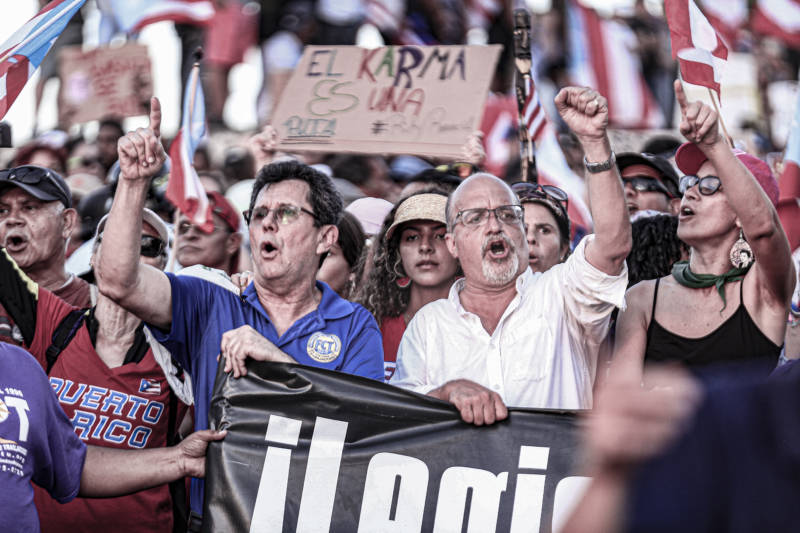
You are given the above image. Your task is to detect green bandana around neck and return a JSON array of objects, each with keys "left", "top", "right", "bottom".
[{"left": 671, "top": 260, "right": 751, "bottom": 310}]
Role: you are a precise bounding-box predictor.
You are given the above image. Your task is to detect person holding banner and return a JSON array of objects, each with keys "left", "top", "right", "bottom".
[
  {"left": 95, "top": 98, "right": 384, "bottom": 522},
  {"left": 611, "top": 80, "right": 795, "bottom": 382},
  {"left": 391, "top": 86, "right": 631, "bottom": 423}
]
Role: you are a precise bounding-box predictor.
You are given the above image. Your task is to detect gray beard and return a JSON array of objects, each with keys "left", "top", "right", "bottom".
[{"left": 482, "top": 251, "right": 519, "bottom": 285}]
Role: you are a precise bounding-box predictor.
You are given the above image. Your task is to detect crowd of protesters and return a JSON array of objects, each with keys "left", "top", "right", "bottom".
[{"left": 2, "top": 2, "right": 800, "bottom": 533}]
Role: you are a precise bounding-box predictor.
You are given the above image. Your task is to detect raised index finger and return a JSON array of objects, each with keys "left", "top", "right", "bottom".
[
  {"left": 149, "top": 96, "right": 162, "bottom": 138},
  {"left": 673, "top": 79, "right": 689, "bottom": 113}
]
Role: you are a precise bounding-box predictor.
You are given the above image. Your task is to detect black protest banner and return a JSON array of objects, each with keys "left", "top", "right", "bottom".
[{"left": 203, "top": 363, "right": 589, "bottom": 533}]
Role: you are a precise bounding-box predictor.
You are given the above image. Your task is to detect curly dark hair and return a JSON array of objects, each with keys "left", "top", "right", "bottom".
[
  {"left": 628, "top": 214, "right": 689, "bottom": 287},
  {"left": 354, "top": 189, "right": 451, "bottom": 322},
  {"left": 249, "top": 160, "right": 343, "bottom": 227}
]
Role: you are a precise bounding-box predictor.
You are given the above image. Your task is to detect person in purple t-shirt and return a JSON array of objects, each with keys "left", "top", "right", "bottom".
[{"left": 0, "top": 342, "right": 224, "bottom": 533}]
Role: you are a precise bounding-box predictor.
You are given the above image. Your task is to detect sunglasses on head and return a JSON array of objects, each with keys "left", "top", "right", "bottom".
[
  {"left": 96, "top": 234, "right": 165, "bottom": 258},
  {"left": 679, "top": 175, "right": 722, "bottom": 196},
  {"left": 510, "top": 182, "right": 569, "bottom": 216},
  {"left": 434, "top": 161, "right": 479, "bottom": 179},
  {"left": 0, "top": 165, "right": 69, "bottom": 198},
  {"left": 622, "top": 176, "right": 675, "bottom": 198}
]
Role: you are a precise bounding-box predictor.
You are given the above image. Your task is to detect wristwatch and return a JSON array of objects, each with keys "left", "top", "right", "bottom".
[{"left": 583, "top": 151, "right": 616, "bottom": 174}]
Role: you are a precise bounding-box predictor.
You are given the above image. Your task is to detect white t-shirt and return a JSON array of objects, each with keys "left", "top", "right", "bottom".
[{"left": 390, "top": 236, "right": 627, "bottom": 410}]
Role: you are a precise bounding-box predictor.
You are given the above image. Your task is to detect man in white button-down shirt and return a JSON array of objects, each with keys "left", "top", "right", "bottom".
[{"left": 390, "top": 86, "right": 632, "bottom": 424}]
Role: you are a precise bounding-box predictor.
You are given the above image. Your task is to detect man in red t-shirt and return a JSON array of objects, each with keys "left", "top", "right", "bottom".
[
  {"left": 0, "top": 165, "right": 92, "bottom": 344},
  {"left": 0, "top": 207, "right": 187, "bottom": 533}
]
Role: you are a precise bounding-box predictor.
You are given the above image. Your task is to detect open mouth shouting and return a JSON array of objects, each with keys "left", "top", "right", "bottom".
[
  {"left": 260, "top": 239, "right": 279, "bottom": 259},
  {"left": 4, "top": 233, "right": 28, "bottom": 254},
  {"left": 679, "top": 205, "right": 695, "bottom": 221},
  {"left": 482, "top": 234, "right": 513, "bottom": 261}
]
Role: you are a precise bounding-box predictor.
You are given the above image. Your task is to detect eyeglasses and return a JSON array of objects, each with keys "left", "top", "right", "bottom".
[
  {"left": 96, "top": 234, "right": 165, "bottom": 258},
  {"left": 177, "top": 220, "right": 230, "bottom": 236},
  {"left": 511, "top": 182, "right": 569, "bottom": 216},
  {"left": 454, "top": 205, "right": 524, "bottom": 227},
  {"left": 679, "top": 175, "right": 722, "bottom": 196},
  {"left": 0, "top": 165, "right": 70, "bottom": 199},
  {"left": 435, "top": 162, "right": 479, "bottom": 179},
  {"left": 243, "top": 204, "right": 317, "bottom": 226},
  {"left": 622, "top": 176, "right": 675, "bottom": 198}
]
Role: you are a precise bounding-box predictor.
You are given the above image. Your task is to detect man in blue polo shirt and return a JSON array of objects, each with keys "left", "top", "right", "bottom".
[{"left": 96, "top": 99, "right": 384, "bottom": 520}]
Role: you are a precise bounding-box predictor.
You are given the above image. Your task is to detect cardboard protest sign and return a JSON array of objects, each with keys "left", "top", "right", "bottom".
[
  {"left": 58, "top": 44, "right": 153, "bottom": 126},
  {"left": 271, "top": 45, "right": 503, "bottom": 158}
]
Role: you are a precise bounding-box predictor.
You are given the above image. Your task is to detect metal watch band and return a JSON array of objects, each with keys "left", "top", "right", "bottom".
[{"left": 583, "top": 151, "right": 616, "bottom": 174}]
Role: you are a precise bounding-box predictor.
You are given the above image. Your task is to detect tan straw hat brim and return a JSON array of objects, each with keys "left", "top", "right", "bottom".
[{"left": 385, "top": 193, "right": 448, "bottom": 241}]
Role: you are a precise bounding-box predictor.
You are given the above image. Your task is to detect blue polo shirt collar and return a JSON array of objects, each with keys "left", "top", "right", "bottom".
[{"left": 242, "top": 280, "right": 355, "bottom": 324}]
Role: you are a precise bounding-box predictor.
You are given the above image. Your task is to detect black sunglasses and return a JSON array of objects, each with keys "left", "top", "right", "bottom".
[
  {"left": 96, "top": 234, "right": 165, "bottom": 258},
  {"left": 0, "top": 165, "right": 70, "bottom": 199},
  {"left": 622, "top": 176, "right": 675, "bottom": 198},
  {"left": 679, "top": 175, "right": 722, "bottom": 196},
  {"left": 511, "top": 182, "right": 569, "bottom": 217}
]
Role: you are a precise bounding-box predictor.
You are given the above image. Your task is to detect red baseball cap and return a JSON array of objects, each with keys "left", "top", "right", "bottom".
[
  {"left": 208, "top": 191, "right": 240, "bottom": 232},
  {"left": 674, "top": 142, "right": 779, "bottom": 206}
]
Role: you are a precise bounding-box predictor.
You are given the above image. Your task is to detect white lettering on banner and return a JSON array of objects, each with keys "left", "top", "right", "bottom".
[
  {"left": 433, "top": 467, "right": 508, "bottom": 532},
  {"left": 358, "top": 453, "right": 429, "bottom": 532},
  {"left": 250, "top": 415, "right": 302, "bottom": 533},
  {"left": 249, "top": 416, "right": 588, "bottom": 532}
]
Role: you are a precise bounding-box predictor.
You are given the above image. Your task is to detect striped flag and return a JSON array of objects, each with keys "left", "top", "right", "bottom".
[
  {"left": 779, "top": 90, "right": 800, "bottom": 250},
  {"left": 698, "top": 0, "right": 747, "bottom": 48},
  {"left": 664, "top": 0, "right": 728, "bottom": 98},
  {"left": 566, "top": 0, "right": 664, "bottom": 129},
  {"left": 0, "top": 0, "right": 86, "bottom": 120},
  {"left": 100, "top": 0, "right": 215, "bottom": 36},
  {"left": 521, "top": 76, "right": 547, "bottom": 144},
  {"left": 752, "top": 0, "right": 800, "bottom": 49},
  {"left": 166, "top": 72, "right": 211, "bottom": 231}
]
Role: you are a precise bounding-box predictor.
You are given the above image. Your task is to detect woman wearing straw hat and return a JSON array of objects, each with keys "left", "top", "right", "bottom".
[{"left": 356, "top": 190, "right": 460, "bottom": 382}]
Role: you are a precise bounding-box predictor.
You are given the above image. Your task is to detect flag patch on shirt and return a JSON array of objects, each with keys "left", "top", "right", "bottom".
[{"left": 138, "top": 378, "right": 161, "bottom": 395}]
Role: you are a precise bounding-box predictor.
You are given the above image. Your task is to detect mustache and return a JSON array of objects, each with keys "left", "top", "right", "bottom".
[{"left": 481, "top": 232, "right": 515, "bottom": 257}]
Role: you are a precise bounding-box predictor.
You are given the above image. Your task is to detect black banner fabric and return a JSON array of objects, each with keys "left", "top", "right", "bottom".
[{"left": 203, "top": 363, "right": 588, "bottom": 533}]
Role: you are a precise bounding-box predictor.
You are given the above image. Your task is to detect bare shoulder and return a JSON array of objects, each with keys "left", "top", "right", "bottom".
[{"left": 625, "top": 278, "right": 659, "bottom": 314}]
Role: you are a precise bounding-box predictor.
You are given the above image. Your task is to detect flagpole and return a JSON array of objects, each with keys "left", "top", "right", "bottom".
[
  {"left": 0, "top": 0, "right": 85, "bottom": 64},
  {"left": 707, "top": 88, "right": 734, "bottom": 148},
  {"left": 167, "top": 47, "right": 203, "bottom": 273},
  {"left": 512, "top": 8, "right": 538, "bottom": 184}
]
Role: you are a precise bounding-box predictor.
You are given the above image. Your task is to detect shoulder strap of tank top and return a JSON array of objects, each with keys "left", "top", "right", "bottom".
[{"left": 650, "top": 278, "right": 661, "bottom": 319}]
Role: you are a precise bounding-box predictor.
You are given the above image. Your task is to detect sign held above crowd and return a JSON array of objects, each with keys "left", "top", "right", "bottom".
[{"left": 271, "top": 44, "right": 502, "bottom": 159}]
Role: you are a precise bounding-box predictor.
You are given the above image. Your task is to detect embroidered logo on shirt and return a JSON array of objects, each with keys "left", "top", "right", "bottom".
[
  {"left": 138, "top": 378, "right": 162, "bottom": 395},
  {"left": 306, "top": 332, "right": 342, "bottom": 363}
]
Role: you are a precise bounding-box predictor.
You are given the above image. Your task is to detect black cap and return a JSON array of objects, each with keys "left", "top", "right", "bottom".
[
  {"left": 0, "top": 165, "right": 71, "bottom": 207},
  {"left": 616, "top": 153, "right": 680, "bottom": 198}
]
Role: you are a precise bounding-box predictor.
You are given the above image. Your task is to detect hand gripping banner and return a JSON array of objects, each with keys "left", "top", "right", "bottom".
[{"left": 203, "top": 362, "right": 588, "bottom": 532}]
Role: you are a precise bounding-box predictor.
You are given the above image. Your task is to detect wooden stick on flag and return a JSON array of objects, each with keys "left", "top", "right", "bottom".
[
  {"left": 706, "top": 88, "right": 734, "bottom": 148},
  {"left": 512, "top": 8, "right": 537, "bottom": 184}
]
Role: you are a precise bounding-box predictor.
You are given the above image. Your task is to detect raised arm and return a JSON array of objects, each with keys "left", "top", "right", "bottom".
[
  {"left": 95, "top": 97, "right": 173, "bottom": 329},
  {"left": 674, "top": 80, "right": 795, "bottom": 305},
  {"left": 555, "top": 87, "right": 631, "bottom": 275}
]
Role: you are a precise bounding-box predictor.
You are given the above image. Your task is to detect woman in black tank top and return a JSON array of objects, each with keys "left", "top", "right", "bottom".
[{"left": 609, "top": 81, "right": 794, "bottom": 384}]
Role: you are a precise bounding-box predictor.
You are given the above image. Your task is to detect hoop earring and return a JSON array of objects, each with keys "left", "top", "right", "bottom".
[{"left": 729, "top": 229, "right": 753, "bottom": 269}]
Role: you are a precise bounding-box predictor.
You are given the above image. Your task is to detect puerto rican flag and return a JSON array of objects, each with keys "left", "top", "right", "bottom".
[
  {"left": 0, "top": 0, "right": 86, "bottom": 120},
  {"left": 698, "top": 0, "right": 747, "bottom": 48},
  {"left": 166, "top": 71, "right": 211, "bottom": 231},
  {"left": 521, "top": 76, "right": 547, "bottom": 144},
  {"left": 664, "top": 0, "right": 728, "bottom": 98},
  {"left": 139, "top": 378, "right": 162, "bottom": 395},
  {"left": 565, "top": 0, "right": 664, "bottom": 129},
  {"left": 99, "top": 0, "right": 215, "bottom": 36},
  {"left": 752, "top": 0, "right": 800, "bottom": 49},
  {"left": 779, "top": 90, "right": 800, "bottom": 251}
]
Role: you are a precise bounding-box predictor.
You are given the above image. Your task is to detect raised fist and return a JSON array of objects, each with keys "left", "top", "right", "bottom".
[{"left": 555, "top": 87, "right": 609, "bottom": 142}]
